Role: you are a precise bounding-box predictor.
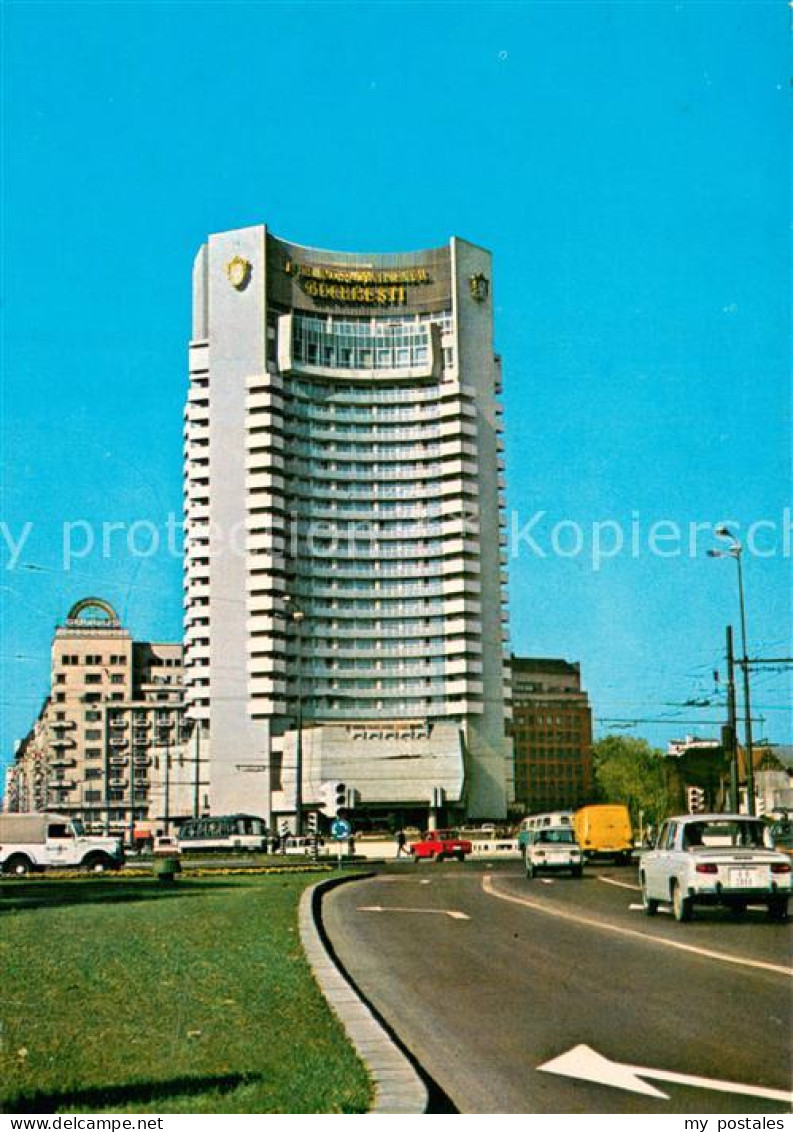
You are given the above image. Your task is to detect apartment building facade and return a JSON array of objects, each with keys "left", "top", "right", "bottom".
[
  {"left": 511, "top": 656, "right": 593, "bottom": 814},
  {"left": 5, "top": 599, "right": 203, "bottom": 837}
]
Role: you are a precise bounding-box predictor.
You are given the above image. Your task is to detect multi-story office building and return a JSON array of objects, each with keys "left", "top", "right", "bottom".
[
  {"left": 5, "top": 599, "right": 202, "bottom": 837},
  {"left": 511, "top": 657, "right": 593, "bottom": 814},
  {"left": 184, "top": 226, "right": 512, "bottom": 827}
]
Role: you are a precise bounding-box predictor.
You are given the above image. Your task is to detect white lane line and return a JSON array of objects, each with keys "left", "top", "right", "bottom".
[
  {"left": 538, "top": 1043, "right": 793, "bottom": 1104},
  {"left": 482, "top": 876, "right": 791, "bottom": 977},
  {"left": 598, "top": 875, "right": 641, "bottom": 892},
  {"left": 358, "top": 905, "right": 470, "bottom": 921}
]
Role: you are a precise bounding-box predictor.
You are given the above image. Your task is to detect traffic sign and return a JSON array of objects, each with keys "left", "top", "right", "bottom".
[{"left": 331, "top": 818, "right": 352, "bottom": 841}]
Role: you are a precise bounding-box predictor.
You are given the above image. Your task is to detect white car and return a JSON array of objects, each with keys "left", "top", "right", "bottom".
[
  {"left": 524, "top": 826, "right": 583, "bottom": 879},
  {"left": 640, "top": 814, "right": 791, "bottom": 923}
]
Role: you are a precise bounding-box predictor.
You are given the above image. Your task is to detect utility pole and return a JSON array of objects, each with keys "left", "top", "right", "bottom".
[
  {"left": 723, "top": 626, "right": 739, "bottom": 813},
  {"left": 734, "top": 550, "right": 755, "bottom": 815},
  {"left": 163, "top": 714, "right": 171, "bottom": 835},
  {"left": 193, "top": 723, "right": 201, "bottom": 818},
  {"left": 103, "top": 697, "right": 111, "bottom": 835},
  {"left": 128, "top": 707, "right": 136, "bottom": 849},
  {"left": 709, "top": 528, "right": 755, "bottom": 816},
  {"left": 294, "top": 609, "right": 304, "bottom": 837}
]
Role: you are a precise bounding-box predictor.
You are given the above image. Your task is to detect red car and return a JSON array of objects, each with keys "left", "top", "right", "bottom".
[{"left": 409, "top": 829, "right": 473, "bottom": 862}]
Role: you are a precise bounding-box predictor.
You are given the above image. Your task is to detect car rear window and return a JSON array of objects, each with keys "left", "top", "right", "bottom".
[
  {"left": 684, "top": 820, "right": 766, "bottom": 849},
  {"left": 536, "top": 829, "right": 575, "bottom": 844}
]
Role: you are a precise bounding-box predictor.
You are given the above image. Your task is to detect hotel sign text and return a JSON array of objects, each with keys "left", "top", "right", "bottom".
[{"left": 285, "top": 260, "right": 432, "bottom": 305}]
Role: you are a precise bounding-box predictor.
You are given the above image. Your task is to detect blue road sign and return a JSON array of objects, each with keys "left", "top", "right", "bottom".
[{"left": 330, "top": 818, "right": 352, "bottom": 841}]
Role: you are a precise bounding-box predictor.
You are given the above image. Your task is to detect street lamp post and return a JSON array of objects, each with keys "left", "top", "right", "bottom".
[
  {"left": 709, "top": 527, "right": 755, "bottom": 815},
  {"left": 163, "top": 716, "right": 171, "bottom": 835},
  {"left": 287, "top": 602, "right": 306, "bottom": 837}
]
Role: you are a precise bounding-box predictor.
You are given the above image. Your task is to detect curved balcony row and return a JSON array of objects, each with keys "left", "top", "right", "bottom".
[
  {"left": 281, "top": 381, "right": 478, "bottom": 411},
  {"left": 276, "top": 420, "right": 475, "bottom": 446},
  {"left": 282, "top": 439, "right": 477, "bottom": 464},
  {"left": 248, "top": 616, "right": 479, "bottom": 640},
  {"left": 280, "top": 479, "right": 478, "bottom": 504},
  {"left": 279, "top": 458, "right": 479, "bottom": 484}
]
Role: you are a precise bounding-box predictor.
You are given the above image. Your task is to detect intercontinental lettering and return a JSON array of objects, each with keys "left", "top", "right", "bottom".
[
  {"left": 285, "top": 260, "right": 432, "bottom": 305},
  {"left": 303, "top": 280, "right": 408, "bottom": 304}
]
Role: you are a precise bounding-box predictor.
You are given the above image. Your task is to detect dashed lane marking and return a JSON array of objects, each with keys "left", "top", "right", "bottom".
[
  {"left": 482, "top": 875, "right": 791, "bottom": 977},
  {"left": 598, "top": 875, "right": 641, "bottom": 892}
]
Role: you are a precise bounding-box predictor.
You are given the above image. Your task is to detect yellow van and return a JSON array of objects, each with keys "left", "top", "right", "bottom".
[{"left": 573, "top": 804, "right": 634, "bottom": 865}]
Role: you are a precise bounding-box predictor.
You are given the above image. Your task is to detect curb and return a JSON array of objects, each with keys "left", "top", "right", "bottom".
[{"left": 298, "top": 873, "right": 428, "bottom": 1115}]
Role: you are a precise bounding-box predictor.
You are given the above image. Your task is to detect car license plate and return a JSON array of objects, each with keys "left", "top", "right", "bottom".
[{"left": 729, "top": 867, "right": 763, "bottom": 889}]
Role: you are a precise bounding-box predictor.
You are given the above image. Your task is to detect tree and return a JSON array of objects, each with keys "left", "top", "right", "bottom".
[{"left": 592, "top": 735, "right": 674, "bottom": 830}]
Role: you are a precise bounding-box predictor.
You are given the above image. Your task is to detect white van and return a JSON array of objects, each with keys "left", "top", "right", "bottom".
[{"left": 0, "top": 813, "right": 124, "bottom": 875}]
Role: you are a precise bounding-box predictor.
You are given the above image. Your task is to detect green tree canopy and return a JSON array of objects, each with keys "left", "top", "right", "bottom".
[{"left": 592, "top": 735, "right": 674, "bottom": 830}]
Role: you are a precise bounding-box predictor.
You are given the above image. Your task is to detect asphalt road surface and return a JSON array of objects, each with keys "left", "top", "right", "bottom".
[{"left": 322, "top": 861, "right": 792, "bottom": 1114}]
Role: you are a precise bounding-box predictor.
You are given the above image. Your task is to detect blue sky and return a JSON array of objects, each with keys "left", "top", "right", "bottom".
[{"left": 1, "top": 0, "right": 790, "bottom": 772}]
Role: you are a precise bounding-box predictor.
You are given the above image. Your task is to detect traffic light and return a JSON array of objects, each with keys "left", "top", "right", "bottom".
[
  {"left": 319, "top": 780, "right": 348, "bottom": 817},
  {"left": 306, "top": 811, "right": 318, "bottom": 834},
  {"left": 686, "top": 786, "right": 706, "bottom": 814}
]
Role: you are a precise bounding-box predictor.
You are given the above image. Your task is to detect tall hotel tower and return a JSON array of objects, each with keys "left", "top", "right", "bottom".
[{"left": 184, "top": 227, "right": 512, "bottom": 826}]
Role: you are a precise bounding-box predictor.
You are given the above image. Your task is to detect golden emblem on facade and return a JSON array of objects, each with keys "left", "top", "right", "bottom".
[
  {"left": 225, "top": 255, "right": 252, "bottom": 291},
  {"left": 469, "top": 273, "right": 489, "bottom": 303}
]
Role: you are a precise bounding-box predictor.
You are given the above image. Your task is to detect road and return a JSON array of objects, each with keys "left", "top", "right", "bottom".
[{"left": 322, "top": 861, "right": 792, "bottom": 1114}]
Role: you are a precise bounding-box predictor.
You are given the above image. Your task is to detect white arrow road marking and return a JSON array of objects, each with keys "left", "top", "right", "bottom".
[
  {"left": 538, "top": 1044, "right": 793, "bottom": 1104},
  {"left": 357, "top": 905, "right": 470, "bottom": 920},
  {"left": 540, "top": 879, "right": 554, "bottom": 885},
  {"left": 482, "top": 876, "right": 792, "bottom": 976}
]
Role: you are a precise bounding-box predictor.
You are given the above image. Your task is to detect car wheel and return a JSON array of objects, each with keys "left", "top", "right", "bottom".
[
  {"left": 525, "top": 860, "right": 535, "bottom": 880},
  {"left": 3, "top": 854, "right": 33, "bottom": 876},
  {"left": 455, "top": 851, "right": 465, "bottom": 862},
  {"left": 572, "top": 865, "right": 583, "bottom": 878},
  {"left": 82, "top": 853, "right": 113, "bottom": 874},
  {"left": 672, "top": 881, "right": 692, "bottom": 923},
  {"left": 640, "top": 875, "right": 659, "bottom": 916},
  {"left": 767, "top": 897, "right": 789, "bottom": 923}
]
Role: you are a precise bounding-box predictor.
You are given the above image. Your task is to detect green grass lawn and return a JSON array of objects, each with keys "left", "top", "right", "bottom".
[{"left": 0, "top": 874, "right": 372, "bottom": 1114}]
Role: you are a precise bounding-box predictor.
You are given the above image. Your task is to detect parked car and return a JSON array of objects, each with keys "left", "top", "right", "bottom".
[
  {"left": 640, "top": 814, "right": 791, "bottom": 923},
  {"left": 152, "top": 836, "right": 181, "bottom": 859},
  {"left": 524, "top": 826, "right": 583, "bottom": 879},
  {"left": 409, "top": 829, "right": 473, "bottom": 862}
]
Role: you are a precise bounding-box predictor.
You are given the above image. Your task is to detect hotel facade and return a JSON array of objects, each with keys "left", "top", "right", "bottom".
[{"left": 183, "top": 227, "right": 512, "bottom": 828}]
